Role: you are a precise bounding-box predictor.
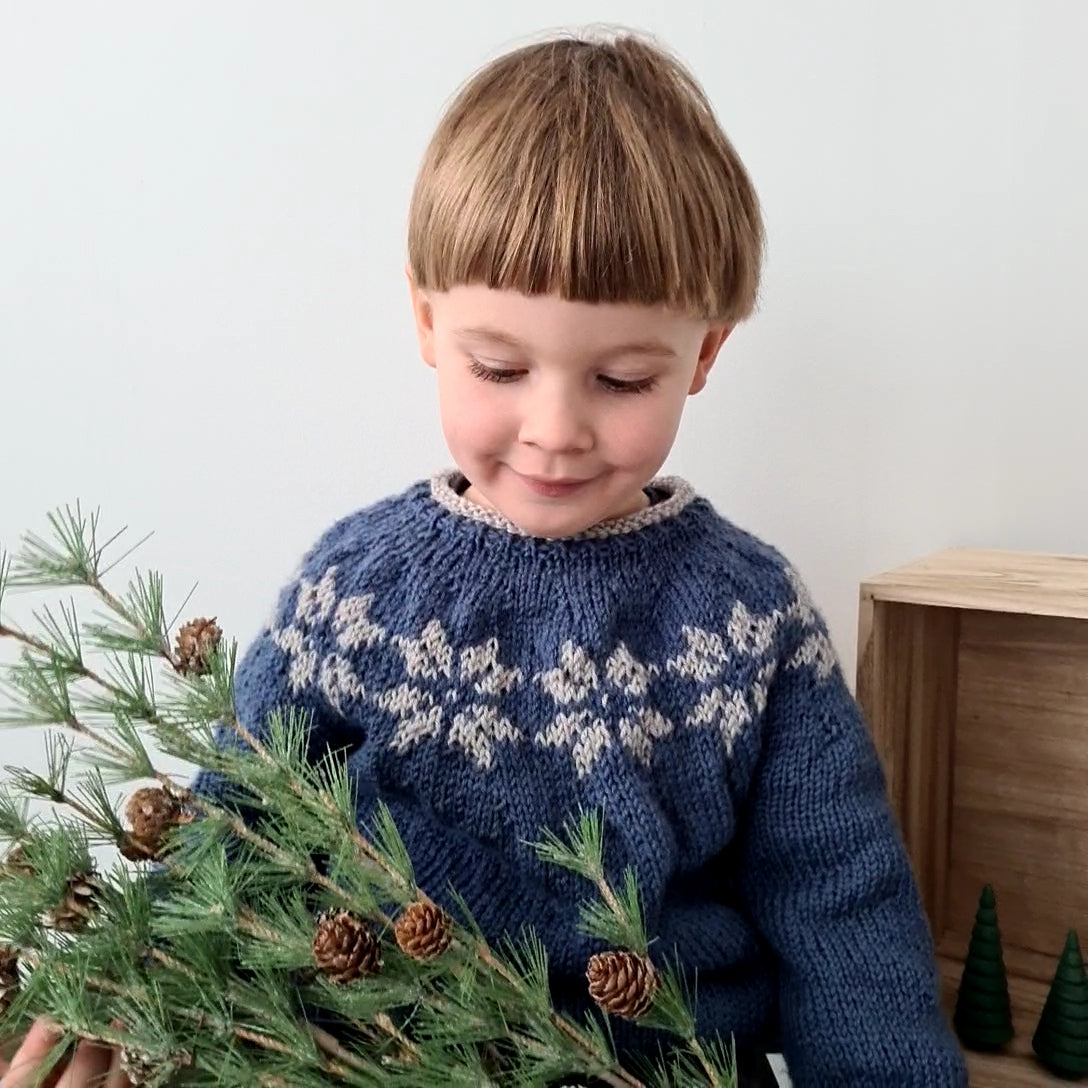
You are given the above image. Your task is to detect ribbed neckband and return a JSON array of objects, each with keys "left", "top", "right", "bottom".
[{"left": 428, "top": 469, "right": 696, "bottom": 540}]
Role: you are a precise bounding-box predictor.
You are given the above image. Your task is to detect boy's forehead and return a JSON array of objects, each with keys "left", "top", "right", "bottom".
[{"left": 432, "top": 285, "right": 703, "bottom": 348}]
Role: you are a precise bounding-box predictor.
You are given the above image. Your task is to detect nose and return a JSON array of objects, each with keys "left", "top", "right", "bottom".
[{"left": 518, "top": 382, "right": 594, "bottom": 454}]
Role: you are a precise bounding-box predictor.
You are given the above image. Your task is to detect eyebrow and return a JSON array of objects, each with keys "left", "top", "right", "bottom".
[{"left": 453, "top": 325, "right": 679, "bottom": 361}]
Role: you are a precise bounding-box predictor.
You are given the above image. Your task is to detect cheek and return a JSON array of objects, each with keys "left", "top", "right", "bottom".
[
  {"left": 437, "top": 374, "right": 508, "bottom": 451},
  {"left": 606, "top": 396, "right": 686, "bottom": 463}
]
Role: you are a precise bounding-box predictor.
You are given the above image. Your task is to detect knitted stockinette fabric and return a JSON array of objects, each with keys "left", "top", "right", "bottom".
[{"left": 193, "top": 471, "right": 966, "bottom": 1086}]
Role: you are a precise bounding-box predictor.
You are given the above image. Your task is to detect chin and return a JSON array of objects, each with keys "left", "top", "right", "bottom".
[{"left": 464, "top": 466, "right": 647, "bottom": 538}]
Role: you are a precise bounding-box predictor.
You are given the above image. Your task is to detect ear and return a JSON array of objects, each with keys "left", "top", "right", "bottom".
[
  {"left": 406, "top": 267, "right": 438, "bottom": 369},
  {"left": 688, "top": 324, "right": 733, "bottom": 395}
]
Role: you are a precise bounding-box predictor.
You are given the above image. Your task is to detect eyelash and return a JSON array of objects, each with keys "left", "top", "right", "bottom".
[{"left": 467, "top": 358, "right": 657, "bottom": 395}]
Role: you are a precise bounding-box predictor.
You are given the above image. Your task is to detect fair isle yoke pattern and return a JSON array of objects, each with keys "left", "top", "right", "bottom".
[
  {"left": 270, "top": 558, "right": 829, "bottom": 780},
  {"left": 195, "top": 472, "right": 967, "bottom": 1087}
]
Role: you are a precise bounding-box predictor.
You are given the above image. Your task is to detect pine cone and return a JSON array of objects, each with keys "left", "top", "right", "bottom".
[
  {"left": 118, "top": 834, "right": 157, "bottom": 862},
  {"left": 0, "top": 945, "right": 19, "bottom": 1014},
  {"left": 312, "top": 909, "right": 382, "bottom": 982},
  {"left": 394, "top": 901, "right": 453, "bottom": 961},
  {"left": 1, "top": 844, "right": 35, "bottom": 878},
  {"left": 586, "top": 951, "right": 660, "bottom": 1020},
  {"left": 122, "top": 786, "right": 191, "bottom": 859},
  {"left": 118, "top": 1044, "right": 190, "bottom": 1087},
  {"left": 173, "top": 617, "right": 222, "bottom": 677},
  {"left": 44, "top": 871, "right": 102, "bottom": 932}
]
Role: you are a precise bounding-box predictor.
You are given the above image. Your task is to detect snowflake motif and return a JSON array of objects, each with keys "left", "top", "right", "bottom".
[
  {"left": 271, "top": 623, "right": 318, "bottom": 694},
  {"left": 665, "top": 627, "right": 729, "bottom": 682},
  {"left": 534, "top": 642, "right": 670, "bottom": 777},
  {"left": 683, "top": 661, "right": 782, "bottom": 753},
  {"left": 376, "top": 683, "right": 443, "bottom": 749},
  {"left": 751, "top": 661, "right": 777, "bottom": 715},
  {"left": 688, "top": 685, "right": 752, "bottom": 755},
  {"left": 785, "top": 566, "right": 817, "bottom": 628},
  {"left": 787, "top": 630, "right": 837, "bottom": 681},
  {"left": 664, "top": 601, "right": 785, "bottom": 755},
  {"left": 461, "top": 638, "right": 523, "bottom": 696},
  {"left": 333, "top": 593, "right": 385, "bottom": 652},
  {"left": 536, "top": 711, "right": 613, "bottom": 779},
  {"left": 268, "top": 566, "right": 370, "bottom": 707},
  {"left": 377, "top": 623, "right": 524, "bottom": 771},
  {"left": 449, "top": 705, "right": 522, "bottom": 770},
  {"left": 537, "top": 642, "right": 599, "bottom": 704},
  {"left": 667, "top": 604, "right": 780, "bottom": 683},
  {"left": 781, "top": 567, "right": 838, "bottom": 683},
  {"left": 618, "top": 707, "right": 673, "bottom": 766},
  {"left": 727, "top": 601, "right": 780, "bottom": 658},
  {"left": 606, "top": 643, "right": 657, "bottom": 697},
  {"left": 391, "top": 618, "right": 456, "bottom": 679},
  {"left": 295, "top": 567, "right": 339, "bottom": 626},
  {"left": 318, "top": 653, "right": 365, "bottom": 712}
]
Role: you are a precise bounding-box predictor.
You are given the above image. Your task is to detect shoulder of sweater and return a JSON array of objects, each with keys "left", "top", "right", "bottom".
[
  {"left": 294, "top": 480, "right": 430, "bottom": 576},
  {"left": 685, "top": 495, "right": 807, "bottom": 615}
]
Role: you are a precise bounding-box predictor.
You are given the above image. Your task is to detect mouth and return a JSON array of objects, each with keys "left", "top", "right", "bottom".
[{"left": 519, "top": 474, "right": 594, "bottom": 498}]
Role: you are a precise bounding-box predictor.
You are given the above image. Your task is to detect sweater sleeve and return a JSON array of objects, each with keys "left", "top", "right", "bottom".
[{"left": 736, "top": 596, "right": 967, "bottom": 1086}]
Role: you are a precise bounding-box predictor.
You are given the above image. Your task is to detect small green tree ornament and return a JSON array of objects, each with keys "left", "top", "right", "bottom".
[
  {"left": 953, "top": 884, "right": 1014, "bottom": 1050},
  {"left": 1033, "top": 930, "right": 1088, "bottom": 1079}
]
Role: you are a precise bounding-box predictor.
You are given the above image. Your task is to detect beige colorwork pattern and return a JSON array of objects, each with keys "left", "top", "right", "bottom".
[{"left": 260, "top": 564, "right": 835, "bottom": 777}]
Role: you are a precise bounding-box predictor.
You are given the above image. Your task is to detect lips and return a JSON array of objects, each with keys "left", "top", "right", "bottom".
[{"left": 519, "top": 474, "right": 593, "bottom": 498}]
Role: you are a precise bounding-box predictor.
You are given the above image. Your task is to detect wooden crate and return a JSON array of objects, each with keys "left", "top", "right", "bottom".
[{"left": 856, "top": 549, "right": 1088, "bottom": 1086}]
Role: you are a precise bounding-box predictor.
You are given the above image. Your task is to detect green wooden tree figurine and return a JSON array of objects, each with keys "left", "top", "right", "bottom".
[
  {"left": 953, "top": 884, "right": 1014, "bottom": 1050},
  {"left": 1033, "top": 930, "right": 1088, "bottom": 1079}
]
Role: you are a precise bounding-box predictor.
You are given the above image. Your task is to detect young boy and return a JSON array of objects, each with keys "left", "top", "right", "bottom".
[{"left": 2, "top": 28, "right": 967, "bottom": 1088}]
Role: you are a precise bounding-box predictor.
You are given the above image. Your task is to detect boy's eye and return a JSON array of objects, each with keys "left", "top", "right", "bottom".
[
  {"left": 598, "top": 375, "right": 657, "bottom": 395},
  {"left": 468, "top": 358, "right": 521, "bottom": 383},
  {"left": 467, "top": 357, "right": 656, "bottom": 395}
]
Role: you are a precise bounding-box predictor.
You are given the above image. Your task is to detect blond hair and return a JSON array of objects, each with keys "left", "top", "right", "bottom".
[{"left": 407, "top": 29, "right": 764, "bottom": 323}]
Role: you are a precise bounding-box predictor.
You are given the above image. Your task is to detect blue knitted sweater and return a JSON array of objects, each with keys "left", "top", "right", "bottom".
[{"left": 196, "top": 471, "right": 966, "bottom": 1086}]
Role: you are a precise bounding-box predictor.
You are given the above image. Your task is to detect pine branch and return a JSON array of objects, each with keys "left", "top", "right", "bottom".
[
  {"left": 7, "top": 504, "right": 107, "bottom": 587},
  {"left": 145, "top": 945, "right": 391, "bottom": 1077},
  {"left": 22, "top": 719, "right": 645, "bottom": 1083},
  {"left": 32, "top": 599, "right": 84, "bottom": 667},
  {"left": 0, "top": 639, "right": 151, "bottom": 771},
  {"left": 0, "top": 507, "right": 737, "bottom": 1087},
  {"left": 535, "top": 823, "right": 736, "bottom": 1086},
  {"left": 218, "top": 716, "right": 646, "bottom": 1084},
  {"left": 4, "top": 509, "right": 178, "bottom": 672},
  {"left": 1, "top": 774, "right": 102, "bottom": 837},
  {"left": 534, "top": 813, "right": 648, "bottom": 952},
  {"left": 3, "top": 693, "right": 643, "bottom": 1084},
  {"left": 20, "top": 947, "right": 375, "bottom": 1081},
  {"left": 0, "top": 790, "right": 31, "bottom": 842}
]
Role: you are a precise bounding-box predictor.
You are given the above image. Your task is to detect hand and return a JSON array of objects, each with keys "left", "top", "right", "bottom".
[{"left": 0, "top": 1017, "right": 130, "bottom": 1087}]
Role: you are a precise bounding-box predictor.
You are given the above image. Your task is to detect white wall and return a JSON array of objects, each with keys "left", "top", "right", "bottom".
[{"left": 3, "top": 1, "right": 1087, "bottom": 739}]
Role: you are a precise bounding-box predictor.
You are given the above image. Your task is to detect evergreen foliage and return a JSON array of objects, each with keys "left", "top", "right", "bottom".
[{"left": 0, "top": 506, "right": 737, "bottom": 1086}]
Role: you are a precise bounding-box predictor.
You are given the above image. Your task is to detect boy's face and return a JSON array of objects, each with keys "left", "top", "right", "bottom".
[{"left": 409, "top": 282, "right": 731, "bottom": 539}]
